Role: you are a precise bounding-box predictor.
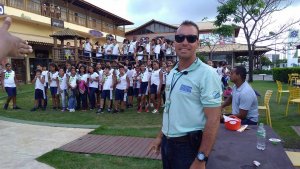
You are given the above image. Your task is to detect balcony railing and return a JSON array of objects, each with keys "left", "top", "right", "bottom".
[{"left": 3, "top": 0, "right": 126, "bottom": 37}]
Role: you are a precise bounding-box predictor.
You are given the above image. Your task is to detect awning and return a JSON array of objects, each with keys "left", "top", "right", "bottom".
[{"left": 11, "top": 32, "right": 54, "bottom": 44}]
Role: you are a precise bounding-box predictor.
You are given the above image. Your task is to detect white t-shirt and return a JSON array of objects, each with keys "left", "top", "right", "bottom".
[
  {"left": 137, "top": 51, "right": 144, "bottom": 61},
  {"left": 102, "top": 74, "right": 113, "bottom": 90},
  {"left": 84, "top": 42, "right": 92, "bottom": 52},
  {"left": 133, "top": 71, "right": 141, "bottom": 88},
  {"left": 116, "top": 74, "right": 127, "bottom": 90},
  {"left": 123, "top": 44, "right": 129, "bottom": 55},
  {"left": 105, "top": 44, "right": 113, "bottom": 54},
  {"left": 68, "top": 74, "right": 78, "bottom": 88},
  {"left": 35, "top": 76, "right": 44, "bottom": 90},
  {"left": 145, "top": 43, "right": 151, "bottom": 53},
  {"left": 151, "top": 69, "right": 161, "bottom": 86},
  {"left": 49, "top": 71, "right": 58, "bottom": 87},
  {"left": 140, "top": 70, "right": 149, "bottom": 82},
  {"left": 112, "top": 44, "right": 120, "bottom": 55},
  {"left": 128, "top": 41, "right": 137, "bottom": 53},
  {"left": 126, "top": 69, "right": 134, "bottom": 87},
  {"left": 58, "top": 74, "right": 67, "bottom": 90},
  {"left": 77, "top": 73, "right": 89, "bottom": 83},
  {"left": 89, "top": 72, "right": 99, "bottom": 88},
  {"left": 3, "top": 70, "right": 16, "bottom": 87},
  {"left": 154, "top": 44, "right": 161, "bottom": 54},
  {"left": 42, "top": 70, "right": 49, "bottom": 84}
]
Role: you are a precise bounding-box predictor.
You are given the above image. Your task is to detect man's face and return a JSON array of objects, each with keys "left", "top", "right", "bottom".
[
  {"left": 37, "top": 65, "right": 42, "bottom": 70},
  {"left": 230, "top": 68, "right": 238, "bottom": 83},
  {"left": 174, "top": 25, "right": 199, "bottom": 60}
]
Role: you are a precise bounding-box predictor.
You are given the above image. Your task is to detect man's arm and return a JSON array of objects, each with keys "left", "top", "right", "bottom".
[
  {"left": 190, "top": 106, "right": 221, "bottom": 169},
  {"left": 147, "top": 130, "right": 163, "bottom": 155},
  {"left": 231, "top": 109, "right": 248, "bottom": 120},
  {"left": 221, "top": 95, "right": 232, "bottom": 109}
]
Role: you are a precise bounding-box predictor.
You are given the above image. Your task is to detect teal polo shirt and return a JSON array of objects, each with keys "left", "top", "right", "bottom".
[{"left": 162, "top": 58, "right": 222, "bottom": 137}]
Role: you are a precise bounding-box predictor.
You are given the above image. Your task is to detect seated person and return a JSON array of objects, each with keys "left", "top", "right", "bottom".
[{"left": 221, "top": 66, "right": 258, "bottom": 125}]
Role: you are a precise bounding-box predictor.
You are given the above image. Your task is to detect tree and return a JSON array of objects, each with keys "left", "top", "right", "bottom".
[
  {"left": 215, "top": 0, "right": 300, "bottom": 82},
  {"left": 260, "top": 55, "right": 272, "bottom": 66}
]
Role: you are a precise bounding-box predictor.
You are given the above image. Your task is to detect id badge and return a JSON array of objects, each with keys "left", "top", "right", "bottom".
[{"left": 164, "top": 99, "right": 171, "bottom": 114}]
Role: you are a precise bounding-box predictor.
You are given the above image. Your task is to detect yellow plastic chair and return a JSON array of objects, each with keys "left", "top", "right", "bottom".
[
  {"left": 290, "top": 73, "right": 299, "bottom": 85},
  {"left": 285, "top": 87, "right": 300, "bottom": 116},
  {"left": 258, "top": 90, "right": 273, "bottom": 127},
  {"left": 276, "top": 80, "right": 289, "bottom": 104},
  {"left": 288, "top": 74, "right": 292, "bottom": 85}
]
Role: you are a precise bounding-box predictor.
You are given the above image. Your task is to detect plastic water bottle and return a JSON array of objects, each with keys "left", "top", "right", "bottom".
[{"left": 257, "top": 123, "right": 266, "bottom": 150}]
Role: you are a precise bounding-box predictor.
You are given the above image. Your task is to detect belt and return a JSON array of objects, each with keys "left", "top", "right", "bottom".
[{"left": 164, "top": 135, "right": 189, "bottom": 142}]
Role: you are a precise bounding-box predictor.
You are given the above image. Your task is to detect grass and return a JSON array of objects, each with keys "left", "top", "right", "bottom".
[
  {"left": 37, "top": 150, "right": 162, "bottom": 169},
  {"left": 1, "top": 81, "right": 300, "bottom": 169}
]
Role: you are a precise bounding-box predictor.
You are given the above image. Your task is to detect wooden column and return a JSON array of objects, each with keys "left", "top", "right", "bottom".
[{"left": 74, "top": 37, "right": 78, "bottom": 61}]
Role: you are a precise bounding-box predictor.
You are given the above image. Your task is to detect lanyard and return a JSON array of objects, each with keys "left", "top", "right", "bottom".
[{"left": 168, "top": 72, "right": 185, "bottom": 99}]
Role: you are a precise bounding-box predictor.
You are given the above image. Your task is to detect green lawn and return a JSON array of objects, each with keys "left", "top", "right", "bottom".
[
  {"left": 1, "top": 81, "right": 300, "bottom": 169},
  {"left": 37, "top": 150, "right": 161, "bottom": 169}
]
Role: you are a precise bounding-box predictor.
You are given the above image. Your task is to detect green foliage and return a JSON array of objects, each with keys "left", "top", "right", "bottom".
[
  {"left": 253, "top": 69, "right": 272, "bottom": 75},
  {"left": 196, "top": 53, "right": 207, "bottom": 63},
  {"left": 260, "top": 56, "right": 272, "bottom": 66},
  {"left": 213, "top": 25, "right": 235, "bottom": 37},
  {"left": 272, "top": 67, "right": 300, "bottom": 83}
]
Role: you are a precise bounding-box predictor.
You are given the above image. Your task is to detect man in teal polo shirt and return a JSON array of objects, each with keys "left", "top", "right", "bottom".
[{"left": 148, "top": 21, "right": 222, "bottom": 169}]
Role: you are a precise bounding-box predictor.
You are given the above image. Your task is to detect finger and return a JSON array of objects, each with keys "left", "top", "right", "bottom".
[
  {"left": 19, "top": 48, "right": 33, "bottom": 55},
  {"left": 19, "top": 42, "right": 32, "bottom": 49},
  {"left": 1, "top": 17, "right": 12, "bottom": 31}
]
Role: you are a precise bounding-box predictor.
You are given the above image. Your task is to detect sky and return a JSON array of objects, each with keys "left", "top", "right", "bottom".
[
  {"left": 85, "top": 0, "right": 300, "bottom": 55},
  {"left": 85, "top": 0, "right": 300, "bottom": 28}
]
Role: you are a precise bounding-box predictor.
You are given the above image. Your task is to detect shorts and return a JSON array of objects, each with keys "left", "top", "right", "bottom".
[
  {"left": 134, "top": 88, "right": 141, "bottom": 97},
  {"left": 115, "top": 89, "right": 125, "bottom": 101},
  {"left": 127, "top": 87, "right": 134, "bottom": 96},
  {"left": 101, "top": 90, "right": 113, "bottom": 100},
  {"left": 35, "top": 89, "right": 44, "bottom": 100},
  {"left": 140, "top": 82, "right": 148, "bottom": 95},
  {"left": 5, "top": 87, "right": 16, "bottom": 97},
  {"left": 50, "top": 87, "right": 58, "bottom": 96},
  {"left": 84, "top": 52, "right": 91, "bottom": 58},
  {"left": 150, "top": 84, "right": 158, "bottom": 94}
]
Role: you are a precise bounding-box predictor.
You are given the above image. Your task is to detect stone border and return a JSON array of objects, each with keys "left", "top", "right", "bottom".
[{"left": 0, "top": 116, "right": 99, "bottom": 129}]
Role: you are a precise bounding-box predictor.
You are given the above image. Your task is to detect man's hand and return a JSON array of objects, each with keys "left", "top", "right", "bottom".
[
  {"left": 0, "top": 17, "right": 33, "bottom": 58},
  {"left": 190, "top": 159, "right": 205, "bottom": 169},
  {"left": 147, "top": 137, "right": 162, "bottom": 155}
]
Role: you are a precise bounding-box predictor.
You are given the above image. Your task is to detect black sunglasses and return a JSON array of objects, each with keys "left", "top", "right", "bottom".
[{"left": 175, "top": 34, "right": 198, "bottom": 43}]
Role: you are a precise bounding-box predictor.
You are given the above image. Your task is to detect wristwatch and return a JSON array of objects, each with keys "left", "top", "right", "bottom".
[{"left": 196, "top": 152, "right": 208, "bottom": 162}]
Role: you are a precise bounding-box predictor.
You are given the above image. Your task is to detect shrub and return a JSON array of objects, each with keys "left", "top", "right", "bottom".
[
  {"left": 272, "top": 68, "right": 300, "bottom": 83},
  {"left": 253, "top": 69, "right": 272, "bottom": 75}
]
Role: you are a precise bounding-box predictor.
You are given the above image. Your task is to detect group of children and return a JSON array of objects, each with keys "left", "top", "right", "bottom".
[{"left": 2, "top": 60, "right": 175, "bottom": 114}]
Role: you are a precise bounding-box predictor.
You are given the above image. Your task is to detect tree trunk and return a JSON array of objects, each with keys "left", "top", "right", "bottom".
[{"left": 248, "top": 48, "right": 254, "bottom": 82}]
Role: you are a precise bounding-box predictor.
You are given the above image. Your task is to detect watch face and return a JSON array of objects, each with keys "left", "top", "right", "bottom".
[{"left": 197, "top": 153, "right": 205, "bottom": 160}]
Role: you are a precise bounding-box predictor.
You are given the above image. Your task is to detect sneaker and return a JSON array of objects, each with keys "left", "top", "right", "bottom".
[
  {"left": 107, "top": 108, "right": 111, "bottom": 113},
  {"left": 152, "top": 109, "right": 158, "bottom": 114},
  {"left": 3, "top": 104, "right": 8, "bottom": 110},
  {"left": 61, "top": 108, "right": 66, "bottom": 112},
  {"left": 13, "top": 106, "right": 21, "bottom": 110},
  {"left": 137, "top": 108, "right": 143, "bottom": 113},
  {"left": 150, "top": 103, "right": 154, "bottom": 108},
  {"left": 30, "top": 108, "right": 37, "bottom": 112},
  {"left": 96, "top": 108, "right": 103, "bottom": 114},
  {"left": 113, "top": 109, "right": 119, "bottom": 113},
  {"left": 145, "top": 108, "right": 149, "bottom": 113},
  {"left": 161, "top": 104, "right": 165, "bottom": 108}
]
